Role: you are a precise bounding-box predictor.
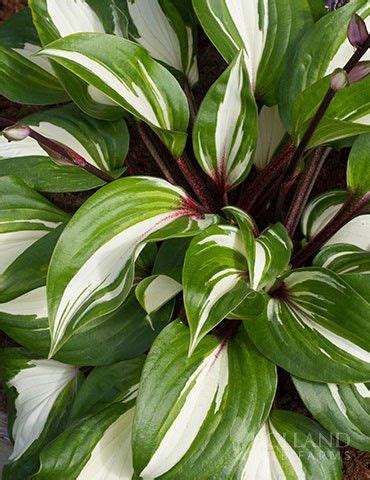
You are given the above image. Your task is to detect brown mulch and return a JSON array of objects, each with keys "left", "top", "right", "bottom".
[{"left": 0, "top": 2, "right": 369, "bottom": 479}]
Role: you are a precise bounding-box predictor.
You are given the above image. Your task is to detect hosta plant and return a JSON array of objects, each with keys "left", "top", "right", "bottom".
[{"left": 0, "top": 0, "right": 369, "bottom": 479}]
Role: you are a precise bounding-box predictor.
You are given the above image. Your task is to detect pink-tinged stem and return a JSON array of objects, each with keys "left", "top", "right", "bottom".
[
  {"left": 238, "top": 141, "right": 296, "bottom": 211},
  {"left": 292, "top": 191, "right": 370, "bottom": 267},
  {"left": 285, "top": 147, "right": 331, "bottom": 237},
  {"left": 0, "top": 117, "right": 114, "bottom": 183},
  {"left": 136, "top": 122, "right": 176, "bottom": 185}
]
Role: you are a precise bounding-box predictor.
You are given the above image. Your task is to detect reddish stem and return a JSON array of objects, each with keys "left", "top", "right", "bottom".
[
  {"left": 285, "top": 147, "right": 331, "bottom": 237},
  {"left": 0, "top": 117, "right": 114, "bottom": 183},
  {"left": 292, "top": 192, "right": 370, "bottom": 267}
]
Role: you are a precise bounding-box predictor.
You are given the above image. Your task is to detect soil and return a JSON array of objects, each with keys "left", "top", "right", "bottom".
[{"left": 0, "top": 2, "right": 369, "bottom": 479}]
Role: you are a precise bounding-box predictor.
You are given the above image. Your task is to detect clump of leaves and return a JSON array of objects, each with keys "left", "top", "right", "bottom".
[{"left": 0, "top": 1, "right": 369, "bottom": 479}]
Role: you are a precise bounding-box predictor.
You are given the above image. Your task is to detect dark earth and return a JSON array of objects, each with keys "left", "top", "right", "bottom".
[{"left": 0, "top": 1, "right": 369, "bottom": 478}]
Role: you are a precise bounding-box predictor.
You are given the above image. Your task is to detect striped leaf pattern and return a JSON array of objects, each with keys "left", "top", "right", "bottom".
[
  {"left": 254, "top": 106, "right": 286, "bottom": 170},
  {"left": 0, "top": 176, "right": 68, "bottom": 290},
  {"left": 234, "top": 410, "right": 342, "bottom": 479},
  {"left": 302, "top": 190, "right": 370, "bottom": 250},
  {"left": 280, "top": 0, "right": 370, "bottom": 134},
  {"left": 0, "top": 349, "right": 78, "bottom": 478},
  {"left": 132, "top": 321, "right": 277, "bottom": 479},
  {"left": 193, "top": 52, "right": 258, "bottom": 191},
  {"left": 47, "top": 177, "right": 218, "bottom": 356},
  {"left": 29, "top": 0, "right": 127, "bottom": 119},
  {"left": 294, "top": 377, "right": 370, "bottom": 451},
  {"left": 0, "top": 8, "right": 67, "bottom": 105},
  {"left": 245, "top": 267, "right": 370, "bottom": 382},
  {"left": 347, "top": 133, "right": 370, "bottom": 197},
  {"left": 123, "top": 0, "right": 199, "bottom": 85},
  {"left": 193, "top": 0, "right": 313, "bottom": 104},
  {"left": 135, "top": 274, "right": 182, "bottom": 316},
  {"left": 0, "top": 104, "right": 129, "bottom": 192},
  {"left": 38, "top": 33, "right": 189, "bottom": 157},
  {"left": 183, "top": 225, "right": 249, "bottom": 354}
]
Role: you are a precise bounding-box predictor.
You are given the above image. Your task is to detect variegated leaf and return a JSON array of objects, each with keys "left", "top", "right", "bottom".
[
  {"left": 225, "top": 206, "right": 292, "bottom": 291},
  {"left": 123, "top": 0, "right": 198, "bottom": 85},
  {"left": 0, "top": 349, "right": 78, "bottom": 479},
  {"left": 254, "top": 106, "right": 286, "bottom": 170},
  {"left": 347, "top": 133, "right": 370, "bottom": 197},
  {"left": 294, "top": 377, "right": 370, "bottom": 451},
  {"left": 280, "top": 0, "right": 370, "bottom": 132},
  {"left": 135, "top": 274, "right": 182, "bottom": 316},
  {"left": 233, "top": 410, "right": 341, "bottom": 479},
  {"left": 0, "top": 176, "right": 69, "bottom": 293},
  {"left": 132, "top": 321, "right": 277, "bottom": 479},
  {"left": 0, "top": 104, "right": 129, "bottom": 192},
  {"left": 38, "top": 33, "right": 189, "bottom": 157},
  {"left": 152, "top": 237, "right": 191, "bottom": 282},
  {"left": 245, "top": 267, "right": 370, "bottom": 382},
  {"left": 193, "top": 0, "right": 313, "bottom": 104},
  {"left": 302, "top": 190, "right": 370, "bottom": 250},
  {"left": 34, "top": 358, "right": 144, "bottom": 479},
  {"left": 47, "top": 177, "right": 217, "bottom": 356},
  {"left": 183, "top": 224, "right": 249, "bottom": 355},
  {"left": 29, "top": 0, "right": 128, "bottom": 119},
  {"left": 0, "top": 8, "right": 67, "bottom": 105},
  {"left": 193, "top": 51, "right": 258, "bottom": 191}
]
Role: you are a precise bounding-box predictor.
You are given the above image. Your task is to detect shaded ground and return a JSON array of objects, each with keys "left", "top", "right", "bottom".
[{"left": 0, "top": 2, "right": 369, "bottom": 478}]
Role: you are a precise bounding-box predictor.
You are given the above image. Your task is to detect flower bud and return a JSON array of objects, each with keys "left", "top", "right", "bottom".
[
  {"left": 348, "top": 61, "right": 370, "bottom": 84},
  {"left": 2, "top": 124, "right": 31, "bottom": 142},
  {"left": 330, "top": 68, "right": 349, "bottom": 91},
  {"left": 347, "top": 14, "right": 369, "bottom": 48}
]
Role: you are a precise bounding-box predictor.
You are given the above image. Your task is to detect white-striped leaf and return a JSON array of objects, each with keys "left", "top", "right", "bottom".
[
  {"left": 135, "top": 274, "right": 182, "bottom": 316},
  {"left": 183, "top": 224, "right": 249, "bottom": 355},
  {"left": 193, "top": 52, "right": 258, "bottom": 192},
  {"left": 302, "top": 190, "right": 370, "bottom": 250},
  {"left": 29, "top": 0, "right": 128, "bottom": 120},
  {"left": 245, "top": 267, "right": 370, "bottom": 382},
  {"left": 33, "top": 358, "right": 144, "bottom": 479},
  {"left": 0, "top": 176, "right": 69, "bottom": 291},
  {"left": 225, "top": 206, "right": 293, "bottom": 291},
  {"left": 193, "top": 0, "right": 313, "bottom": 104},
  {"left": 254, "top": 105, "right": 286, "bottom": 170},
  {"left": 122, "top": 0, "right": 198, "bottom": 85},
  {"left": 233, "top": 410, "right": 341, "bottom": 479},
  {"left": 0, "top": 8, "right": 67, "bottom": 105},
  {"left": 280, "top": 0, "right": 370, "bottom": 135},
  {"left": 132, "top": 321, "right": 277, "bottom": 479},
  {"left": 0, "top": 104, "right": 129, "bottom": 192},
  {"left": 347, "top": 133, "right": 370, "bottom": 197},
  {"left": 294, "top": 377, "right": 370, "bottom": 451},
  {"left": 38, "top": 33, "right": 189, "bottom": 157},
  {"left": 47, "top": 177, "right": 218, "bottom": 356},
  {"left": 0, "top": 349, "right": 78, "bottom": 478}
]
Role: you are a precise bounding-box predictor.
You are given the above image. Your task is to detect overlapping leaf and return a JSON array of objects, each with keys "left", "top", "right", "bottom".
[
  {"left": 245, "top": 267, "right": 370, "bottom": 382},
  {"left": 183, "top": 224, "right": 249, "bottom": 354},
  {"left": 136, "top": 274, "right": 182, "bottom": 317},
  {"left": 122, "top": 0, "right": 199, "bottom": 85},
  {"left": 0, "top": 8, "right": 67, "bottom": 105},
  {"left": 254, "top": 105, "right": 286, "bottom": 170},
  {"left": 132, "top": 321, "right": 277, "bottom": 479},
  {"left": 193, "top": 0, "right": 313, "bottom": 104},
  {"left": 232, "top": 410, "right": 341, "bottom": 479},
  {"left": 294, "top": 377, "right": 370, "bottom": 451},
  {"left": 0, "top": 104, "right": 129, "bottom": 192},
  {"left": 38, "top": 33, "right": 189, "bottom": 157},
  {"left": 29, "top": 0, "right": 128, "bottom": 119},
  {"left": 347, "top": 133, "right": 370, "bottom": 197},
  {"left": 47, "top": 177, "right": 217, "bottom": 356},
  {"left": 280, "top": 0, "right": 370, "bottom": 136},
  {"left": 193, "top": 51, "right": 258, "bottom": 191},
  {"left": 0, "top": 349, "right": 78, "bottom": 479}
]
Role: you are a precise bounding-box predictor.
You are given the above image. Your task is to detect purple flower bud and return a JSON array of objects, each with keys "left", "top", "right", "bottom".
[
  {"left": 330, "top": 68, "right": 349, "bottom": 91},
  {"left": 2, "top": 124, "right": 31, "bottom": 142},
  {"left": 347, "top": 14, "right": 369, "bottom": 48},
  {"left": 348, "top": 61, "right": 370, "bottom": 84},
  {"left": 325, "top": 0, "right": 349, "bottom": 11}
]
